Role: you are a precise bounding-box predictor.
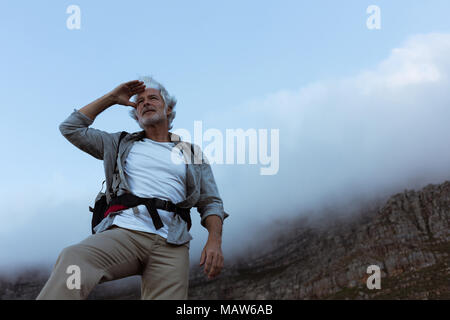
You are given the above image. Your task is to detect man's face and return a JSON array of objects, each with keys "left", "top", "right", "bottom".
[{"left": 135, "top": 88, "right": 171, "bottom": 128}]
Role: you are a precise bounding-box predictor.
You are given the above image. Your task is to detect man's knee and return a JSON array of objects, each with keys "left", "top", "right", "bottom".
[
  {"left": 39, "top": 244, "right": 104, "bottom": 299},
  {"left": 54, "top": 244, "right": 102, "bottom": 280},
  {"left": 57, "top": 244, "right": 89, "bottom": 266}
]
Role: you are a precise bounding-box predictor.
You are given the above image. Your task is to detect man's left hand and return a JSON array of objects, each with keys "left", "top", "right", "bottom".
[{"left": 199, "top": 239, "right": 224, "bottom": 280}]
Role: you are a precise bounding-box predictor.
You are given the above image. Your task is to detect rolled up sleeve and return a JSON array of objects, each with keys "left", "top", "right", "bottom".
[
  {"left": 196, "top": 160, "right": 229, "bottom": 228},
  {"left": 59, "top": 109, "right": 113, "bottom": 160}
]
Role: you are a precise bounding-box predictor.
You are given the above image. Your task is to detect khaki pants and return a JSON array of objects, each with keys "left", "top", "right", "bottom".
[{"left": 36, "top": 226, "right": 189, "bottom": 300}]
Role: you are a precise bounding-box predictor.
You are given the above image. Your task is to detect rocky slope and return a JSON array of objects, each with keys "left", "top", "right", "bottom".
[
  {"left": 188, "top": 180, "right": 450, "bottom": 299},
  {"left": 1, "top": 180, "right": 449, "bottom": 299}
]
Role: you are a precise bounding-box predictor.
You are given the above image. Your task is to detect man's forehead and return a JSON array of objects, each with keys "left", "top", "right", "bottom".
[{"left": 137, "top": 87, "right": 161, "bottom": 98}]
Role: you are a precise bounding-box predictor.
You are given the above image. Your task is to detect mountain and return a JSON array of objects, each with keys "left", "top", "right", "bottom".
[
  {"left": 1, "top": 180, "right": 449, "bottom": 299},
  {"left": 188, "top": 180, "right": 450, "bottom": 299}
]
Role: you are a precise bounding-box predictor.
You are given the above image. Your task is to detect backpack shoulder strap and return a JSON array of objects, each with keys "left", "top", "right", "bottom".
[
  {"left": 118, "top": 131, "right": 128, "bottom": 144},
  {"left": 108, "top": 131, "right": 128, "bottom": 195},
  {"left": 113, "top": 131, "right": 128, "bottom": 171}
]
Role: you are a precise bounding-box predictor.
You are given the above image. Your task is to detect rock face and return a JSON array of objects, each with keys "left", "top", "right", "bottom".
[
  {"left": 188, "top": 181, "right": 450, "bottom": 300},
  {"left": 1, "top": 181, "right": 449, "bottom": 299}
]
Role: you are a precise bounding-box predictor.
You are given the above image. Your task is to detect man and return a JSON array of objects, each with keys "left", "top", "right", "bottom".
[{"left": 37, "top": 77, "right": 229, "bottom": 300}]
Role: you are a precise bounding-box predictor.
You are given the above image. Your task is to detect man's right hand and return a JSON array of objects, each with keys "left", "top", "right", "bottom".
[
  {"left": 108, "top": 80, "right": 146, "bottom": 108},
  {"left": 78, "top": 80, "right": 146, "bottom": 121}
]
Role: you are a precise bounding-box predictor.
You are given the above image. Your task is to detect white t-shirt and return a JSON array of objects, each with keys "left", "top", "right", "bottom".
[{"left": 112, "top": 137, "right": 187, "bottom": 238}]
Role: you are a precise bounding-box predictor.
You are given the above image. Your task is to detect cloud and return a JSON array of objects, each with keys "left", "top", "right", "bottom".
[
  {"left": 357, "top": 35, "right": 448, "bottom": 90},
  {"left": 200, "top": 33, "right": 450, "bottom": 258},
  {"left": 0, "top": 170, "right": 98, "bottom": 271}
]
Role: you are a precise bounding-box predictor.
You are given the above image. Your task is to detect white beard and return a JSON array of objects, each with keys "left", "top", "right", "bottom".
[{"left": 139, "top": 111, "right": 166, "bottom": 128}]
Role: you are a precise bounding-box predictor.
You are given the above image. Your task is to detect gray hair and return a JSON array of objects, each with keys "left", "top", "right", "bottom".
[{"left": 128, "top": 76, "right": 177, "bottom": 130}]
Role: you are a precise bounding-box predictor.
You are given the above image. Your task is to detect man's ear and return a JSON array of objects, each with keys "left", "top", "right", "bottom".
[{"left": 166, "top": 105, "right": 173, "bottom": 117}]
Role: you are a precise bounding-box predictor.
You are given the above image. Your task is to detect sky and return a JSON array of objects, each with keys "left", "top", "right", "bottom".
[{"left": 1, "top": 0, "right": 450, "bottom": 274}]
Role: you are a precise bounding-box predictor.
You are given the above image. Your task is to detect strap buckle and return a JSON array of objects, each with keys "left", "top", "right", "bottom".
[{"left": 162, "top": 200, "right": 171, "bottom": 211}]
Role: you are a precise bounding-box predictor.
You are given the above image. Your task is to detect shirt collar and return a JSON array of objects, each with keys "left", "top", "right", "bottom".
[{"left": 131, "top": 130, "right": 182, "bottom": 145}]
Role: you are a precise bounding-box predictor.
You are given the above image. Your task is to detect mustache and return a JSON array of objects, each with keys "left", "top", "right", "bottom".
[{"left": 142, "top": 107, "right": 156, "bottom": 115}]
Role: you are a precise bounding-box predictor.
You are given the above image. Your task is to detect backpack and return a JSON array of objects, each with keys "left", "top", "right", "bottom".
[{"left": 89, "top": 131, "right": 128, "bottom": 234}]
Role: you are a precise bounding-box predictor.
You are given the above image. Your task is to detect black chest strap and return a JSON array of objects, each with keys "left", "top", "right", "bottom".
[{"left": 109, "top": 193, "right": 192, "bottom": 231}]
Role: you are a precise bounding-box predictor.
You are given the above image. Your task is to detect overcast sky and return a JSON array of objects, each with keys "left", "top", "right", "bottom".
[{"left": 1, "top": 0, "right": 450, "bottom": 274}]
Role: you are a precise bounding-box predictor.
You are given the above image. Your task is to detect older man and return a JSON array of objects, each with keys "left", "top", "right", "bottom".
[{"left": 37, "top": 78, "right": 228, "bottom": 300}]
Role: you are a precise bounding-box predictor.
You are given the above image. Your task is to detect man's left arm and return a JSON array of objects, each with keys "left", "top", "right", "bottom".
[
  {"left": 195, "top": 152, "right": 229, "bottom": 279},
  {"left": 200, "top": 215, "right": 224, "bottom": 279}
]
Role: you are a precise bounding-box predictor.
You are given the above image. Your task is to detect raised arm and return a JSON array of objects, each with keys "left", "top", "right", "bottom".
[
  {"left": 78, "top": 80, "right": 145, "bottom": 120},
  {"left": 59, "top": 80, "right": 145, "bottom": 159}
]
